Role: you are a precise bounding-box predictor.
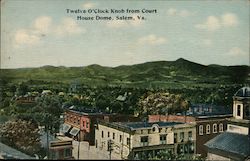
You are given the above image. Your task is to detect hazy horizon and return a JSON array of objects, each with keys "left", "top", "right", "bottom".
[{"left": 1, "top": 57, "right": 249, "bottom": 70}]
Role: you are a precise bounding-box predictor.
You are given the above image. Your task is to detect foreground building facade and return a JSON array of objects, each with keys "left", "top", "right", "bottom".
[
  {"left": 95, "top": 121, "right": 196, "bottom": 160},
  {"left": 149, "top": 112, "right": 231, "bottom": 157}
]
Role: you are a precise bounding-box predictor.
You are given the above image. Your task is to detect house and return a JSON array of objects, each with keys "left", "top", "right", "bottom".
[
  {"left": 49, "top": 136, "right": 74, "bottom": 160},
  {"left": 39, "top": 127, "right": 74, "bottom": 160},
  {"left": 205, "top": 87, "right": 250, "bottom": 161},
  {"left": 95, "top": 121, "right": 196, "bottom": 160},
  {"left": 148, "top": 103, "right": 232, "bottom": 157}
]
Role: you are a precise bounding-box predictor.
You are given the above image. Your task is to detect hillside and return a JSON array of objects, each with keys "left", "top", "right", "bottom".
[{"left": 1, "top": 58, "right": 249, "bottom": 88}]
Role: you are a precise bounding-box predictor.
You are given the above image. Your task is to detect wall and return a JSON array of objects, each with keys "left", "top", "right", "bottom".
[
  {"left": 207, "top": 152, "right": 230, "bottom": 161},
  {"left": 196, "top": 118, "right": 228, "bottom": 157},
  {"left": 95, "top": 124, "right": 131, "bottom": 159}
]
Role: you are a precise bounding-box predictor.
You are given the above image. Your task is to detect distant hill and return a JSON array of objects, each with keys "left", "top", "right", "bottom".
[{"left": 1, "top": 58, "right": 249, "bottom": 87}]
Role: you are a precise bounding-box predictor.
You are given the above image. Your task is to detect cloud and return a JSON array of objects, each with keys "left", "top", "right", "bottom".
[
  {"left": 228, "top": 47, "right": 247, "bottom": 56},
  {"left": 138, "top": 34, "right": 167, "bottom": 45},
  {"left": 14, "top": 16, "right": 85, "bottom": 46},
  {"left": 167, "top": 8, "right": 194, "bottom": 17},
  {"left": 221, "top": 13, "right": 238, "bottom": 26},
  {"left": 15, "top": 29, "right": 40, "bottom": 45},
  {"left": 167, "top": 8, "right": 177, "bottom": 16},
  {"left": 82, "top": 2, "right": 96, "bottom": 9},
  {"left": 106, "top": 15, "right": 143, "bottom": 28},
  {"left": 195, "top": 13, "right": 238, "bottom": 31},
  {"left": 202, "top": 39, "right": 212, "bottom": 46},
  {"left": 33, "top": 16, "right": 52, "bottom": 34},
  {"left": 106, "top": 20, "right": 128, "bottom": 28},
  {"left": 55, "top": 17, "right": 85, "bottom": 36},
  {"left": 195, "top": 16, "right": 221, "bottom": 31}
]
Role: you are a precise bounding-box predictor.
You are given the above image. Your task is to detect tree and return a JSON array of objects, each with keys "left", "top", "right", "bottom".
[
  {"left": 136, "top": 92, "right": 189, "bottom": 118},
  {"left": 149, "top": 149, "right": 205, "bottom": 160},
  {"left": 17, "top": 82, "right": 29, "bottom": 96},
  {"left": 0, "top": 119, "right": 41, "bottom": 156}
]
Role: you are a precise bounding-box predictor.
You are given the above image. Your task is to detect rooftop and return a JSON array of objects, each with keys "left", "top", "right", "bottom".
[
  {"left": 121, "top": 121, "right": 183, "bottom": 129},
  {"left": 234, "top": 87, "right": 250, "bottom": 97},
  {"left": 187, "top": 103, "right": 232, "bottom": 117},
  {"left": 205, "top": 132, "right": 250, "bottom": 157},
  {"left": 99, "top": 121, "right": 186, "bottom": 133},
  {"left": 67, "top": 106, "right": 107, "bottom": 115},
  {"left": 0, "top": 142, "right": 35, "bottom": 159}
]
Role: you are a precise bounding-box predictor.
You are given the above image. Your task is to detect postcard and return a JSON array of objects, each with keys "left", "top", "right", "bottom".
[{"left": 0, "top": 0, "right": 249, "bottom": 160}]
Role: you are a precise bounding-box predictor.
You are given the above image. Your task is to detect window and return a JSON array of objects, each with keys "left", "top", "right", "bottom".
[
  {"left": 174, "top": 133, "right": 177, "bottom": 143},
  {"left": 188, "top": 143, "right": 195, "bottom": 153},
  {"left": 206, "top": 124, "right": 210, "bottom": 134},
  {"left": 177, "top": 144, "right": 184, "bottom": 154},
  {"left": 160, "top": 135, "right": 166, "bottom": 144},
  {"left": 64, "top": 148, "right": 71, "bottom": 157},
  {"left": 141, "top": 130, "right": 143, "bottom": 134},
  {"left": 140, "top": 136, "right": 149, "bottom": 146},
  {"left": 237, "top": 105, "right": 241, "bottom": 116},
  {"left": 213, "top": 124, "right": 217, "bottom": 133},
  {"left": 179, "top": 132, "right": 184, "bottom": 142},
  {"left": 219, "top": 123, "right": 223, "bottom": 132},
  {"left": 199, "top": 125, "right": 203, "bottom": 135},
  {"left": 102, "top": 131, "right": 104, "bottom": 138},
  {"left": 96, "top": 140, "right": 98, "bottom": 148},
  {"left": 82, "top": 121, "right": 85, "bottom": 127},
  {"left": 113, "top": 133, "right": 115, "bottom": 140},
  {"left": 188, "top": 131, "right": 192, "bottom": 141},
  {"left": 127, "top": 138, "right": 130, "bottom": 145},
  {"left": 120, "top": 135, "right": 122, "bottom": 142},
  {"left": 86, "top": 122, "right": 89, "bottom": 128},
  {"left": 246, "top": 106, "right": 250, "bottom": 118},
  {"left": 108, "top": 132, "right": 110, "bottom": 138}
]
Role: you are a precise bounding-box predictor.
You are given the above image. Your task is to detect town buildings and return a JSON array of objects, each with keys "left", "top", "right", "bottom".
[
  {"left": 49, "top": 136, "right": 74, "bottom": 160},
  {"left": 61, "top": 106, "right": 139, "bottom": 145},
  {"left": 95, "top": 121, "right": 196, "bottom": 160},
  {"left": 148, "top": 103, "right": 232, "bottom": 157},
  {"left": 205, "top": 87, "right": 250, "bottom": 161}
]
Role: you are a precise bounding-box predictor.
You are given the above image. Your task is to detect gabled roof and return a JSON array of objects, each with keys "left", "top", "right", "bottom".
[{"left": 205, "top": 132, "right": 250, "bottom": 157}]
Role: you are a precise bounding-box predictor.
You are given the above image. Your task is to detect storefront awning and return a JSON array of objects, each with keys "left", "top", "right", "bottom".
[
  {"left": 60, "top": 124, "right": 71, "bottom": 133},
  {"left": 69, "top": 127, "right": 80, "bottom": 136}
]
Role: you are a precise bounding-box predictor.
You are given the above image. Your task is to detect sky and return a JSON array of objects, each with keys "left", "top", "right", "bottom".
[{"left": 1, "top": 0, "right": 249, "bottom": 69}]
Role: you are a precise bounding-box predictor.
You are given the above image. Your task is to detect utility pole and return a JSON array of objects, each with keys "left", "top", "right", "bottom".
[
  {"left": 108, "top": 139, "right": 113, "bottom": 160},
  {"left": 78, "top": 134, "right": 80, "bottom": 159},
  {"left": 46, "top": 126, "right": 49, "bottom": 160}
]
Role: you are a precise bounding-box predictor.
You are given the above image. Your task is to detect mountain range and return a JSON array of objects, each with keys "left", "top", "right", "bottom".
[{"left": 1, "top": 58, "right": 249, "bottom": 87}]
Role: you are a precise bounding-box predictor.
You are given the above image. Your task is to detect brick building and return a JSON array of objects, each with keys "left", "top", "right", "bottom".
[
  {"left": 148, "top": 107, "right": 232, "bottom": 157},
  {"left": 205, "top": 87, "right": 250, "bottom": 161},
  {"left": 61, "top": 106, "right": 140, "bottom": 145}
]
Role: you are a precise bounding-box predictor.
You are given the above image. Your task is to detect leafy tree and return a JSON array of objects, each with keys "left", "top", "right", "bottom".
[
  {"left": 17, "top": 82, "right": 29, "bottom": 96},
  {"left": 136, "top": 92, "right": 189, "bottom": 118},
  {"left": 0, "top": 119, "right": 41, "bottom": 156},
  {"left": 148, "top": 149, "right": 205, "bottom": 160}
]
